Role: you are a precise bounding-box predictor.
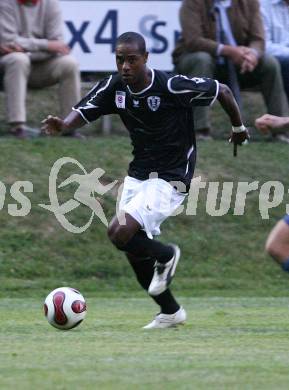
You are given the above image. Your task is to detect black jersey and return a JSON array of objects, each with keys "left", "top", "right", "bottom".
[{"left": 74, "top": 69, "right": 218, "bottom": 190}]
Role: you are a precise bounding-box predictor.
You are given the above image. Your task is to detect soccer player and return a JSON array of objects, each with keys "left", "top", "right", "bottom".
[
  {"left": 255, "top": 114, "right": 289, "bottom": 271},
  {"left": 42, "top": 32, "right": 248, "bottom": 329},
  {"left": 265, "top": 217, "right": 289, "bottom": 273}
]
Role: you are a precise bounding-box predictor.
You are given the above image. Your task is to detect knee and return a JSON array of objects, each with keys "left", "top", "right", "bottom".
[
  {"left": 260, "top": 54, "right": 281, "bottom": 75},
  {"left": 107, "top": 222, "right": 128, "bottom": 249},
  {"left": 2, "top": 52, "right": 31, "bottom": 73},
  {"left": 265, "top": 239, "right": 275, "bottom": 258},
  {"left": 56, "top": 55, "right": 79, "bottom": 76},
  {"left": 177, "top": 51, "right": 214, "bottom": 76},
  {"left": 191, "top": 51, "right": 213, "bottom": 65},
  {"left": 265, "top": 237, "right": 282, "bottom": 262}
]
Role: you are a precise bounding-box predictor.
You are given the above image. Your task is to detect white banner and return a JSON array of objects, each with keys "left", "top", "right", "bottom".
[{"left": 60, "top": 1, "right": 181, "bottom": 71}]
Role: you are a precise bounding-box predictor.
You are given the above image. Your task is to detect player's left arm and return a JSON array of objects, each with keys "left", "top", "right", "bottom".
[
  {"left": 217, "top": 83, "right": 249, "bottom": 154},
  {"left": 168, "top": 75, "right": 249, "bottom": 155},
  {"left": 41, "top": 111, "right": 86, "bottom": 136}
]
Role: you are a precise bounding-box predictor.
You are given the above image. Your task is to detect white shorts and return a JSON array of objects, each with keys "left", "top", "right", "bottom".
[{"left": 118, "top": 176, "right": 186, "bottom": 238}]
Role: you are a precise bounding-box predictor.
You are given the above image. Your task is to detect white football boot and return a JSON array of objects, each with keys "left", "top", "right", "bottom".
[
  {"left": 143, "top": 307, "right": 187, "bottom": 329},
  {"left": 148, "top": 244, "right": 180, "bottom": 296}
]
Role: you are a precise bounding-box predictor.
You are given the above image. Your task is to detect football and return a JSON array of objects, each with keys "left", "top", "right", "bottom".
[{"left": 44, "top": 287, "right": 87, "bottom": 330}]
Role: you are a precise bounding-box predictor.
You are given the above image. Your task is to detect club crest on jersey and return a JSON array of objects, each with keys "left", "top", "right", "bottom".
[
  {"left": 115, "top": 91, "right": 126, "bottom": 109},
  {"left": 147, "top": 96, "right": 160, "bottom": 112},
  {"left": 133, "top": 99, "right": 139, "bottom": 108}
]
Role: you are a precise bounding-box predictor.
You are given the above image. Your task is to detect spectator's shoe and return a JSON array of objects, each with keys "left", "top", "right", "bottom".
[
  {"left": 196, "top": 127, "right": 213, "bottom": 141},
  {"left": 274, "top": 133, "right": 289, "bottom": 144},
  {"left": 143, "top": 307, "right": 187, "bottom": 329},
  {"left": 10, "top": 125, "right": 40, "bottom": 139},
  {"left": 148, "top": 244, "right": 180, "bottom": 296}
]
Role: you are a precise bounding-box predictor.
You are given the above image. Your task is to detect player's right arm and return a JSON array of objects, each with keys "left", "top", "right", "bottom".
[
  {"left": 42, "top": 75, "right": 116, "bottom": 135},
  {"left": 41, "top": 112, "right": 85, "bottom": 136}
]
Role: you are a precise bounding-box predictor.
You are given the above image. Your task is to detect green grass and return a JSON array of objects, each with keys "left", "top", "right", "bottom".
[
  {"left": 0, "top": 82, "right": 289, "bottom": 389},
  {"left": 2, "top": 297, "right": 289, "bottom": 389},
  {"left": 0, "top": 136, "right": 288, "bottom": 296}
]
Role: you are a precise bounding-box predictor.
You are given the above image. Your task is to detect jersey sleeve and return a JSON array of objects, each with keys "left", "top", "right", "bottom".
[
  {"left": 167, "top": 75, "right": 219, "bottom": 107},
  {"left": 73, "top": 75, "right": 116, "bottom": 123}
]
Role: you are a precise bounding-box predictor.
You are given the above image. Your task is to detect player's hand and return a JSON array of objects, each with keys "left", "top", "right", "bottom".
[
  {"left": 229, "top": 126, "right": 250, "bottom": 157},
  {"left": 47, "top": 41, "right": 70, "bottom": 55},
  {"left": 41, "top": 115, "right": 65, "bottom": 136}
]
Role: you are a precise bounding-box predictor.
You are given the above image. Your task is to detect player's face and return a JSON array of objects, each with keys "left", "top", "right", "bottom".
[{"left": 115, "top": 43, "right": 148, "bottom": 89}]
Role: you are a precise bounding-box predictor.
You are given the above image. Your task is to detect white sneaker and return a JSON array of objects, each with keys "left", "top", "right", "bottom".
[
  {"left": 148, "top": 245, "right": 180, "bottom": 296},
  {"left": 143, "top": 307, "right": 187, "bottom": 329}
]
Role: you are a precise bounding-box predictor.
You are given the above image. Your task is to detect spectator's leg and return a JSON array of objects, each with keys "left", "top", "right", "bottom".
[
  {"left": 240, "top": 54, "right": 289, "bottom": 117},
  {"left": 0, "top": 52, "right": 31, "bottom": 127},
  {"left": 29, "top": 55, "right": 81, "bottom": 117},
  {"left": 175, "top": 52, "right": 215, "bottom": 136},
  {"left": 276, "top": 56, "right": 289, "bottom": 103}
]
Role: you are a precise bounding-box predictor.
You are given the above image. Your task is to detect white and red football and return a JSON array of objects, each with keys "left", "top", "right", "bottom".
[{"left": 44, "top": 287, "right": 87, "bottom": 330}]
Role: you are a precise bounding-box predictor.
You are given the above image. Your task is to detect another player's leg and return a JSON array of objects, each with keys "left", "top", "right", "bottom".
[
  {"left": 126, "top": 252, "right": 186, "bottom": 329},
  {"left": 108, "top": 214, "right": 180, "bottom": 295},
  {"left": 266, "top": 216, "right": 289, "bottom": 271}
]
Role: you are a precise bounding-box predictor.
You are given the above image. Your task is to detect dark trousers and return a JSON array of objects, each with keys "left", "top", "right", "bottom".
[
  {"left": 277, "top": 56, "right": 289, "bottom": 103},
  {"left": 176, "top": 52, "right": 289, "bottom": 131}
]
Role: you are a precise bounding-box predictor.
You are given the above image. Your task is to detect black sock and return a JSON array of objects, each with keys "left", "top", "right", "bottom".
[
  {"left": 127, "top": 253, "right": 180, "bottom": 314},
  {"left": 121, "top": 230, "right": 174, "bottom": 263},
  {"left": 153, "top": 290, "right": 180, "bottom": 314}
]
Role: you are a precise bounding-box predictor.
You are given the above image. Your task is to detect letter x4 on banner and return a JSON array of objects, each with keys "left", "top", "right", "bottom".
[{"left": 60, "top": 0, "right": 181, "bottom": 71}]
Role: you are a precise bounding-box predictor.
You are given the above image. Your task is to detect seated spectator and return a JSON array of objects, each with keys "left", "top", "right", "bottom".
[
  {"left": 260, "top": 0, "right": 289, "bottom": 102},
  {"left": 0, "top": 0, "right": 81, "bottom": 138},
  {"left": 172, "top": 0, "right": 289, "bottom": 140}
]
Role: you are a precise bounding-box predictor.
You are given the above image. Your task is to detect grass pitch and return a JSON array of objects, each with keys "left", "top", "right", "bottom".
[
  {"left": 1, "top": 297, "right": 289, "bottom": 389},
  {"left": 0, "top": 88, "right": 289, "bottom": 389},
  {"left": 0, "top": 137, "right": 288, "bottom": 297}
]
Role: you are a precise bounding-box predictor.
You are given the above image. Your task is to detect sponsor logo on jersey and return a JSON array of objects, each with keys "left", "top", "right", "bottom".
[
  {"left": 191, "top": 77, "right": 206, "bottom": 84},
  {"left": 147, "top": 96, "right": 161, "bottom": 111},
  {"left": 133, "top": 99, "right": 140, "bottom": 108},
  {"left": 115, "top": 91, "right": 126, "bottom": 109}
]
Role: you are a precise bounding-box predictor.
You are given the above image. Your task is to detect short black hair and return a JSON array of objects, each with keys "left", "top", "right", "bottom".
[{"left": 116, "top": 32, "right": 147, "bottom": 55}]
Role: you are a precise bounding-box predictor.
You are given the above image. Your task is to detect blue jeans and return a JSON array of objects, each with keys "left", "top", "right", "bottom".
[{"left": 276, "top": 56, "right": 289, "bottom": 102}]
